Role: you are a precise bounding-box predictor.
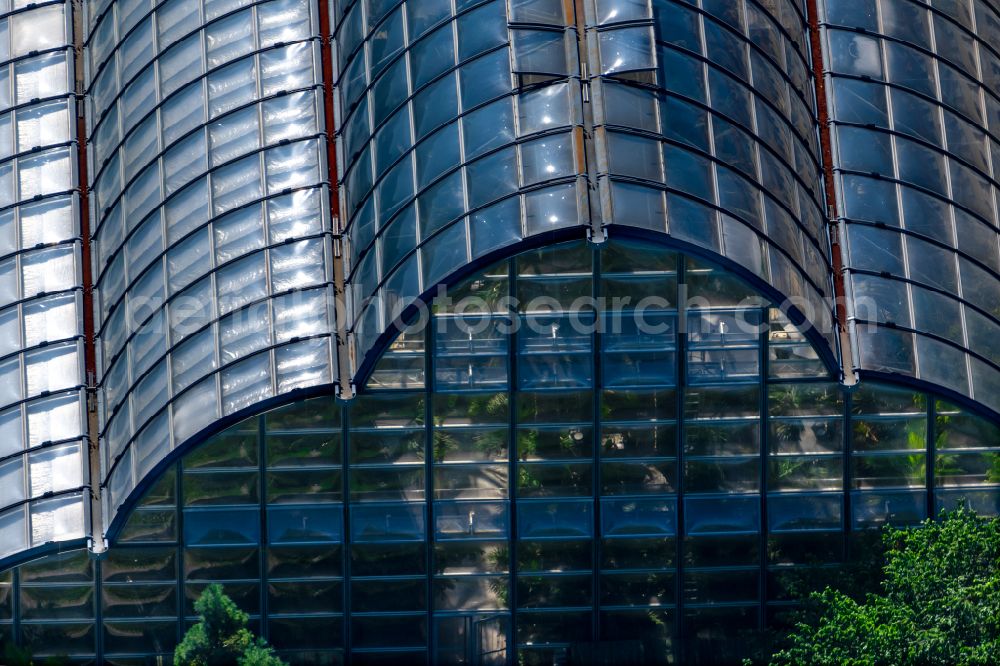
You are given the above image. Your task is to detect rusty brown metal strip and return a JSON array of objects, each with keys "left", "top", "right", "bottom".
[
  {"left": 805, "top": 0, "right": 856, "bottom": 383},
  {"left": 72, "top": 0, "right": 104, "bottom": 547},
  {"left": 317, "top": 0, "right": 353, "bottom": 397},
  {"left": 318, "top": 0, "right": 340, "bottom": 228}
]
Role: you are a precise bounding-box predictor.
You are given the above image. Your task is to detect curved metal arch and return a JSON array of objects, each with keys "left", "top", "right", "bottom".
[
  {"left": 0, "top": 388, "right": 343, "bottom": 572},
  {"left": 854, "top": 370, "right": 1000, "bottom": 428},
  {"left": 350, "top": 225, "right": 844, "bottom": 393},
  {"left": 101, "top": 383, "right": 342, "bottom": 546},
  {"left": 0, "top": 538, "right": 89, "bottom": 576}
]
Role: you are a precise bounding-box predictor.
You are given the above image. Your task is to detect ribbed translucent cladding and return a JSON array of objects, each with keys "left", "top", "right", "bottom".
[
  {"left": 85, "top": 0, "right": 339, "bottom": 535},
  {"left": 0, "top": 0, "right": 88, "bottom": 562},
  {"left": 331, "top": 0, "right": 590, "bottom": 376},
  {"left": 822, "top": 0, "right": 1000, "bottom": 416},
  {"left": 592, "top": 0, "right": 837, "bottom": 359},
  {"left": 332, "top": 0, "right": 839, "bottom": 386}
]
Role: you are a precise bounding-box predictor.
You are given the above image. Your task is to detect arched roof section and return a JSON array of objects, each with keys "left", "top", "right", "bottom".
[{"left": 332, "top": 0, "right": 840, "bottom": 392}]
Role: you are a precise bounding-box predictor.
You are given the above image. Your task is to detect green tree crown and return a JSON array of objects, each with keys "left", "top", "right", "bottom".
[
  {"left": 174, "top": 584, "right": 286, "bottom": 666},
  {"left": 771, "top": 506, "right": 1000, "bottom": 666}
]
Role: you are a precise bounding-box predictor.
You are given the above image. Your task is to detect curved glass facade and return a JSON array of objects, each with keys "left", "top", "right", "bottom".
[
  {"left": 822, "top": 0, "right": 1000, "bottom": 416},
  {"left": 595, "top": 0, "right": 837, "bottom": 357},
  {"left": 332, "top": 0, "right": 840, "bottom": 382},
  {"left": 0, "top": 0, "right": 88, "bottom": 562},
  {"left": 0, "top": 239, "right": 996, "bottom": 664},
  {"left": 0, "top": 0, "right": 997, "bottom": 648},
  {"left": 84, "top": 0, "right": 340, "bottom": 534}
]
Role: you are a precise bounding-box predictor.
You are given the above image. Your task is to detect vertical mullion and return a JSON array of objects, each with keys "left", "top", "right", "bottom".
[
  {"left": 506, "top": 256, "right": 517, "bottom": 665},
  {"left": 425, "top": 311, "right": 434, "bottom": 666},
  {"left": 591, "top": 243, "right": 601, "bottom": 648},
  {"left": 843, "top": 391, "right": 853, "bottom": 562},
  {"left": 176, "top": 457, "right": 185, "bottom": 643},
  {"left": 341, "top": 399, "right": 352, "bottom": 659},
  {"left": 674, "top": 257, "right": 687, "bottom": 666},
  {"left": 12, "top": 564, "right": 19, "bottom": 650},
  {"left": 927, "top": 398, "right": 936, "bottom": 521},
  {"left": 94, "top": 555, "right": 103, "bottom": 662},
  {"left": 258, "top": 414, "right": 268, "bottom": 641},
  {"left": 758, "top": 310, "right": 769, "bottom": 634}
]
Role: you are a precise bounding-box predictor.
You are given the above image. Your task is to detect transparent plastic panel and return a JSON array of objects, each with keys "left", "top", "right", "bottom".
[
  {"left": 221, "top": 353, "right": 273, "bottom": 415},
  {"left": 0, "top": 506, "right": 26, "bottom": 559},
  {"left": 598, "top": 26, "right": 656, "bottom": 75},
  {"left": 26, "top": 394, "right": 82, "bottom": 448},
  {"left": 28, "top": 443, "right": 82, "bottom": 497},
  {"left": 0, "top": 406, "right": 20, "bottom": 458},
  {"left": 0, "top": 307, "right": 16, "bottom": 356},
  {"left": 20, "top": 197, "right": 75, "bottom": 248},
  {"left": 29, "top": 494, "right": 84, "bottom": 545},
  {"left": 16, "top": 101, "right": 71, "bottom": 152},
  {"left": 22, "top": 246, "right": 76, "bottom": 300},
  {"left": 10, "top": 5, "right": 65, "bottom": 57},
  {"left": 23, "top": 295, "right": 77, "bottom": 347},
  {"left": 0, "top": 457, "right": 24, "bottom": 508},
  {"left": 24, "top": 344, "right": 78, "bottom": 397},
  {"left": 15, "top": 52, "right": 68, "bottom": 104},
  {"left": 172, "top": 377, "right": 219, "bottom": 443}
]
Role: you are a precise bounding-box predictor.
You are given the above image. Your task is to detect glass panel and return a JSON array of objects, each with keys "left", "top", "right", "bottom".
[
  {"left": 183, "top": 507, "right": 260, "bottom": 545},
  {"left": 268, "top": 505, "right": 343, "bottom": 543}
]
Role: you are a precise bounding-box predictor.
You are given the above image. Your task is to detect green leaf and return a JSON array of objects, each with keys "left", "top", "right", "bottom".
[{"left": 768, "top": 507, "right": 1000, "bottom": 666}]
